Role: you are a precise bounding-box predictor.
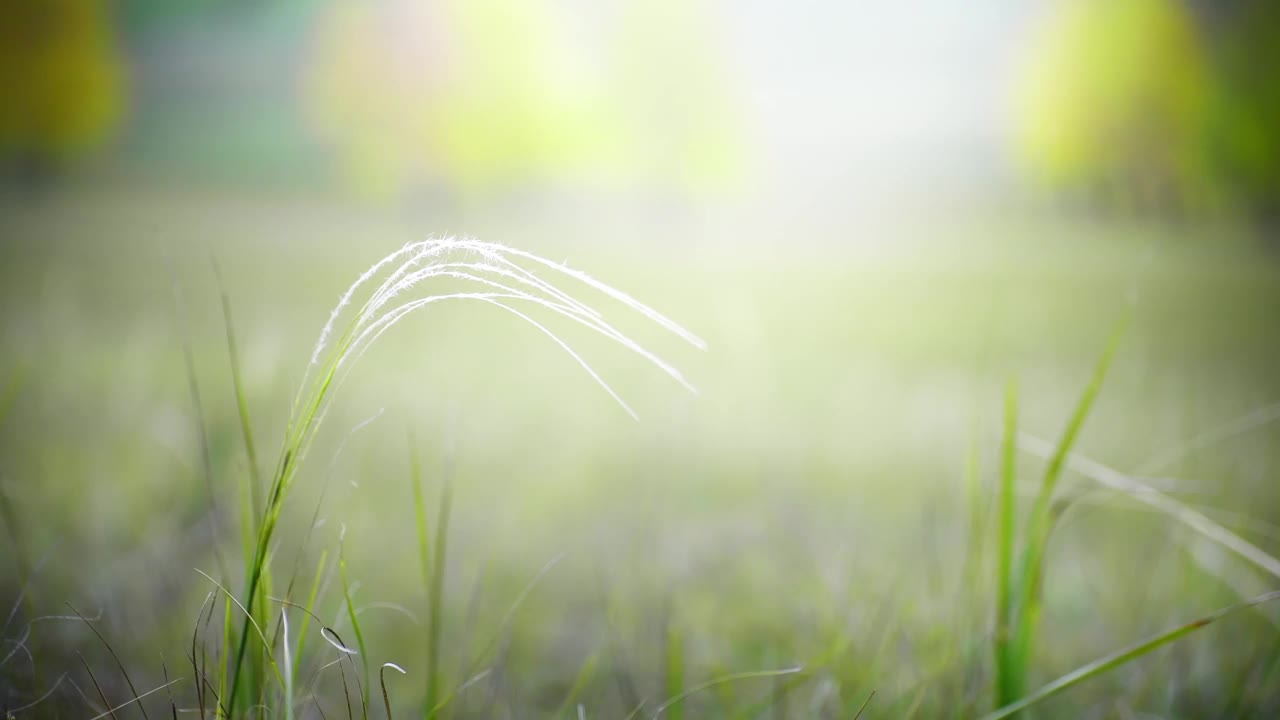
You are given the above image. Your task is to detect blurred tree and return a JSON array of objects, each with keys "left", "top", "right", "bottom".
[
  {"left": 1013, "top": 0, "right": 1211, "bottom": 214},
  {"left": 308, "top": 0, "right": 602, "bottom": 199},
  {"left": 1014, "top": 0, "right": 1280, "bottom": 220},
  {"left": 0, "top": 0, "right": 125, "bottom": 179},
  {"left": 1199, "top": 0, "right": 1280, "bottom": 220},
  {"left": 306, "top": 0, "right": 741, "bottom": 201}
]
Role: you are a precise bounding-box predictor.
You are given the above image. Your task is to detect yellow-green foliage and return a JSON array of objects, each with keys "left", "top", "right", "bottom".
[
  {"left": 306, "top": 0, "right": 740, "bottom": 200},
  {"left": 1204, "top": 1, "right": 1280, "bottom": 209},
  {"left": 1013, "top": 0, "right": 1210, "bottom": 206},
  {"left": 0, "top": 0, "right": 124, "bottom": 160},
  {"left": 308, "top": 0, "right": 592, "bottom": 197},
  {"left": 611, "top": 0, "right": 743, "bottom": 194}
]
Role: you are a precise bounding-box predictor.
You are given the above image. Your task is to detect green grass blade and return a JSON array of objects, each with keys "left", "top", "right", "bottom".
[
  {"left": 983, "top": 590, "right": 1280, "bottom": 720},
  {"left": 255, "top": 554, "right": 276, "bottom": 712},
  {"left": 340, "top": 542, "right": 371, "bottom": 714},
  {"left": 963, "top": 421, "right": 987, "bottom": 584},
  {"left": 478, "top": 555, "right": 568, "bottom": 670},
  {"left": 67, "top": 603, "right": 151, "bottom": 720},
  {"left": 292, "top": 549, "right": 329, "bottom": 687},
  {"left": 237, "top": 467, "right": 256, "bottom": 595},
  {"left": 1019, "top": 319, "right": 1126, "bottom": 587},
  {"left": 851, "top": 689, "right": 875, "bottom": 720},
  {"left": 194, "top": 568, "right": 287, "bottom": 693},
  {"left": 410, "top": 436, "right": 431, "bottom": 591},
  {"left": 732, "top": 624, "right": 857, "bottom": 718},
  {"left": 409, "top": 435, "right": 434, "bottom": 717},
  {"left": 663, "top": 621, "right": 684, "bottom": 720},
  {"left": 995, "top": 379, "right": 1019, "bottom": 706},
  {"left": 554, "top": 651, "right": 600, "bottom": 718},
  {"left": 425, "top": 473, "right": 453, "bottom": 718},
  {"left": 652, "top": 667, "right": 803, "bottom": 720},
  {"left": 424, "top": 668, "right": 492, "bottom": 719},
  {"left": 1008, "top": 319, "right": 1126, "bottom": 706},
  {"left": 217, "top": 273, "right": 263, "bottom": 527},
  {"left": 1018, "top": 433, "right": 1280, "bottom": 582},
  {"left": 219, "top": 594, "right": 233, "bottom": 718}
]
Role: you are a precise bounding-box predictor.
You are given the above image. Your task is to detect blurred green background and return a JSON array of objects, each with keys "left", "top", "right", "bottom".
[{"left": 2, "top": 0, "right": 1280, "bottom": 717}]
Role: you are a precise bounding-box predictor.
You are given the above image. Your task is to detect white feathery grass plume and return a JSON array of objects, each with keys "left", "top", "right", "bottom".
[
  {"left": 497, "top": 243, "right": 708, "bottom": 349},
  {"left": 299, "top": 237, "right": 703, "bottom": 436},
  {"left": 310, "top": 239, "right": 434, "bottom": 366},
  {"left": 251, "top": 237, "right": 706, "bottom": 584},
  {"left": 341, "top": 266, "right": 695, "bottom": 391}
]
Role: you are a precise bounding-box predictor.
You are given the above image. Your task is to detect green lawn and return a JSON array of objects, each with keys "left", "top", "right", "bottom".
[{"left": 2, "top": 189, "right": 1279, "bottom": 718}]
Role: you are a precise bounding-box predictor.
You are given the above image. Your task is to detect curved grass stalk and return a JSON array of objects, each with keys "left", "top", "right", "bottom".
[
  {"left": 651, "top": 666, "right": 804, "bottom": 719},
  {"left": 1018, "top": 433, "right": 1280, "bottom": 581},
  {"left": 1136, "top": 401, "right": 1280, "bottom": 476}
]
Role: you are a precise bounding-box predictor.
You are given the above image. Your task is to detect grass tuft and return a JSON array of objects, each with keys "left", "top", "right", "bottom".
[
  {"left": 215, "top": 237, "right": 701, "bottom": 714},
  {"left": 993, "top": 321, "right": 1125, "bottom": 713}
]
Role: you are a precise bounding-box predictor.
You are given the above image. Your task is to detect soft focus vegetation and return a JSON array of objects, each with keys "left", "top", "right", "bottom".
[
  {"left": 0, "top": 0, "right": 124, "bottom": 172},
  {"left": 3, "top": 1, "right": 1280, "bottom": 718},
  {"left": 1015, "top": 0, "right": 1280, "bottom": 217},
  {"left": 307, "top": 0, "right": 738, "bottom": 199}
]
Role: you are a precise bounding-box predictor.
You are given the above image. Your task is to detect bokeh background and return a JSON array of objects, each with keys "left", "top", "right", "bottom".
[{"left": 2, "top": 0, "right": 1280, "bottom": 717}]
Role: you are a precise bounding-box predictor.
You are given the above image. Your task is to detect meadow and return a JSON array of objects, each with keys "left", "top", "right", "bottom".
[{"left": 2, "top": 187, "right": 1279, "bottom": 718}]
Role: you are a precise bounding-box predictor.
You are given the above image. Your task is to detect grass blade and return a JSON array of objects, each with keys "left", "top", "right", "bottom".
[
  {"left": 1006, "top": 319, "right": 1125, "bottom": 711},
  {"left": 982, "top": 589, "right": 1280, "bottom": 720},
  {"left": 216, "top": 262, "right": 263, "bottom": 525},
  {"left": 425, "top": 472, "right": 453, "bottom": 717},
  {"left": 68, "top": 603, "right": 150, "bottom": 720},
  {"left": 663, "top": 620, "right": 684, "bottom": 720},
  {"left": 425, "top": 668, "right": 492, "bottom": 719},
  {"left": 409, "top": 435, "right": 433, "bottom": 716},
  {"left": 651, "top": 667, "right": 804, "bottom": 719},
  {"left": 85, "top": 678, "right": 185, "bottom": 720},
  {"left": 340, "top": 541, "right": 371, "bottom": 714},
  {"left": 851, "top": 689, "right": 875, "bottom": 720},
  {"left": 1018, "top": 433, "right": 1280, "bottom": 582},
  {"left": 78, "top": 651, "right": 117, "bottom": 720},
  {"left": 555, "top": 652, "right": 600, "bottom": 718},
  {"left": 994, "top": 379, "right": 1019, "bottom": 706},
  {"left": 293, "top": 550, "right": 330, "bottom": 686},
  {"left": 193, "top": 568, "right": 286, "bottom": 692}
]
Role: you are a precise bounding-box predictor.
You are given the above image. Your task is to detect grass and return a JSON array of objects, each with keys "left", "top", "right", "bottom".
[
  {"left": 423, "top": 453, "right": 451, "bottom": 718},
  {"left": 2, "top": 194, "right": 1280, "bottom": 717},
  {"left": 993, "top": 317, "right": 1125, "bottom": 712},
  {"left": 986, "top": 317, "right": 1280, "bottom": 717},
  {"left": 207, "top": 237, "right": 705, "bottom": 717}
]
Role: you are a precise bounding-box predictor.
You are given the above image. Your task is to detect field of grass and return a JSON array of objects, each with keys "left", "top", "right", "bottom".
[{"left": 2, "top": 188, "right": 1279, "bottom": 718}]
